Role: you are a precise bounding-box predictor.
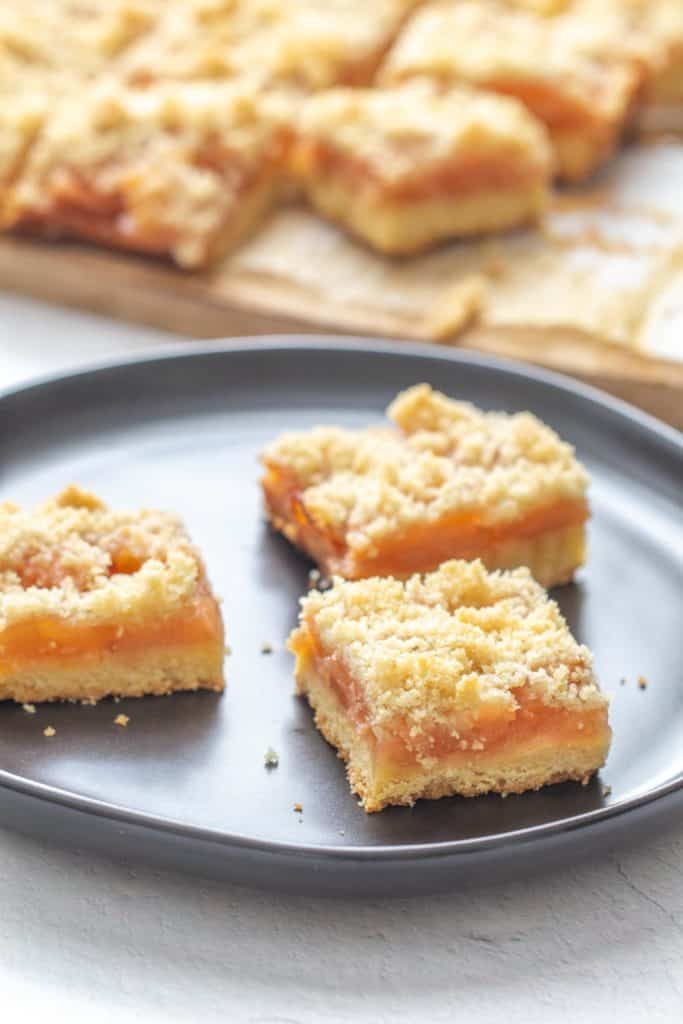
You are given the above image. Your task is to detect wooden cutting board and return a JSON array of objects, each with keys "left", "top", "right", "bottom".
[{"left": 1, "top": 143, "right": 682, "bottom": 428}]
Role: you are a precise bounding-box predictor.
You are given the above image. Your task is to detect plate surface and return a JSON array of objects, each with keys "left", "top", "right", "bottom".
[{"left": 0, "top": 338, "right": 681, "bottom": 895}]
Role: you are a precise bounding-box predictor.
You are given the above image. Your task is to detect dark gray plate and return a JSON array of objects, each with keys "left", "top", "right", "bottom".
[{"left": 0, "top": 338, "right": 681, "bottom": 896}]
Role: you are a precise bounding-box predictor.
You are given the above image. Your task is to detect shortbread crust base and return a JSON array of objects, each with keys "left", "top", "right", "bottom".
[
  {"left": 0, "top": 644, "right": 224, "bottom": 704},
  {"left": 297, "top": 661, "right": 609, "bottom": 813},
  {"left": 302, "top": 178, "right": 548, "bottom": 254}
]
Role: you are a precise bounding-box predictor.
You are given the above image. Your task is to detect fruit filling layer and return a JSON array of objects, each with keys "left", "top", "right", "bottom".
[
  {"left": 0, "top": 587, "right": 223, "bottom": 676},
  {"left": 291, "top": 619, "right": 609, "bottom": 772},
  {"left": 293, "top": 139, "right": 547, "bottom": 201},
  {"left": 264, "top": 464, "right": 588, "bottom": 578}
]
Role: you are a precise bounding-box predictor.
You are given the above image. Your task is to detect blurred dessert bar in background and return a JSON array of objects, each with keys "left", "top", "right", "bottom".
[{"left": 290, "top": 81, "right": 552, "bottom": 253}]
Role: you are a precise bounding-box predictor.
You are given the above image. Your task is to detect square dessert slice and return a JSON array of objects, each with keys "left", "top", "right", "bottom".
[
  {"left": 0, "top": 486, "right": 224, "bottom": 704},
  {"left": 289, "top": 559, "right": 611, "bottom": 812},
  {"left": 262, "top": 384, "right": 589, "bottom": 588},
  {"left": 290, "top": 81, "right": 552, "bottom": 254},
  {"left": 2, "top": 78, "right": 287, "bottom": 268},
  {"left": 380, "top": 1, "right": 641, "bottom": 182}
]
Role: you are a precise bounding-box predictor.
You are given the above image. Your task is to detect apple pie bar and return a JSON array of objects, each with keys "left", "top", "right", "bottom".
[
  {"left": 262, "top": 384, "right": 589, "bottom": 587},
  {"left": 289, "top": 559, "right": 611, "bottom": 812},
  {"left": 380, "top": 1, "right": 641, "bottom": 182},
  {"left": 1, "top": 79, "right": 288, "bottom": 269},
  {"left": 0, "top": 486, "right": 225, "bottom": 704},
  {"left": 290, "top": 81, "right": 552, "bottom": 254}
]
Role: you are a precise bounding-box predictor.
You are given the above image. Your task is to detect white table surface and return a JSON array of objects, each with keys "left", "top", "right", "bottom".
[{"left": 0, "top": 294, "right": 681, "bottom": 1024}]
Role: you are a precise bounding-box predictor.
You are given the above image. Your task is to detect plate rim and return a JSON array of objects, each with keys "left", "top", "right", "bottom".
[{"left": 0, "top": 334, "right": 681, "bottom": 863}]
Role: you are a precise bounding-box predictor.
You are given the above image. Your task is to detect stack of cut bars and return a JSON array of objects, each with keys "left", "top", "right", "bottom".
[
  {"left": 0, "top": 0, "right": 680, "bottom": 265},
  {"left": 264, "top": 384, "right": 611, "bottom": 811}
]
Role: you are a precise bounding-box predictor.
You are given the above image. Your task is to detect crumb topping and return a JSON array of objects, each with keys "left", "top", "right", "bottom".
[
  {"left": 0, "top": 486, "right": 204, "bottom": 629},
  {"left": 263, "top": 384, "right": 588, "bottom": 556},
  {"left": 295, "top": 81, "right": 551, "bottom": 184},
  {"left": 292, "top": 559, "right": 606, "bottom": 733}
]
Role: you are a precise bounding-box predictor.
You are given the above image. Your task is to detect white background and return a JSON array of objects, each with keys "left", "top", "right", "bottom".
[{"left": 0, "top": 293, "right": 681, "bottom": 1023}]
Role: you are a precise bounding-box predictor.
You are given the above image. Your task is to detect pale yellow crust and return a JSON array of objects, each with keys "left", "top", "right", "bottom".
[
  {"left": 300, "top": 177, "right": 549, "bottom": 254},
  {"left": 0, "top": 644, "right": 224, "bottom": 705},
  {"left": 262, "top": 383, "right": 589, "bottom": 581}
]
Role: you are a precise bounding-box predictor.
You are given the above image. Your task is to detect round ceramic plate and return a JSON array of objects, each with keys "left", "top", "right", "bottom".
[{"left": 0, "top": 339, "right": 681, "bottom": 896}]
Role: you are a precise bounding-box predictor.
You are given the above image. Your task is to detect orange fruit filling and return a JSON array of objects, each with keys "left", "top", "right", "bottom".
[
  {"left": 263, "top": 465, "right": 588, "bottom": 578},
  {"left": 0, "top": 587, "right": 223, "bottom": 677},
  {"left": 293, "top": 139, "right": 544, "bottom": 202},
  {"left": 292, "top": 623, "right": 610, "bottom": 771}
]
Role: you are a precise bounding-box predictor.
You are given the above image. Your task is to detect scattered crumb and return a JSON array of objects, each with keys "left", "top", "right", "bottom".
[
  {"left": 114, "top": 714, "right": 130, "bottom": 727},
  {"left": 22, "top": 703, "right": 36, "bottom": 714},
  {"left": 264, "top": 746, "right": 279, "bottom": 768},
  {"left": 113, "top": 696, "right": 121, "bottom": 703},
  {"left": 224, "top": 644, "right": 232, "bottom": 656},
  {"left": 620, "top": 677, "right": 626, "bottom": 686},
  {"left": 423, "top": 274, "right": 488, "bottom": 343},
  {"left": 338, "top": 829, "right": 345, "bottom": 837},
  {"left": 482, "top": 248, "right": 507, "bottom": 280},
  {"left": 308, "top": 568, "right": 321, "bottom": 589},
  {"left": 602, "top": 785, "right": 612, "bottom": 798},
  {"left": 43, "top": 726, "right": 56, "bottom": 737},
  {"left": 638, "top": 676, "right": 648, "bottom": 690},
  {"left": 293, "top": 802, "right": 303, "bottom": 813},
  {"left": 261, "top": 642, "right": 273, "bottom": 654}
]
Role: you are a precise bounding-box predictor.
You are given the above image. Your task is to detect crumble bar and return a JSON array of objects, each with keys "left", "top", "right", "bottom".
[
  {"left": 262, "top": 383, "right": 590, "bottom": 587},
  {"left": 289, "top": 558, "right": 611, "bottom": 812},
  {"left": 290, "top": 81, "right": 552, "bottom": 254},
  {"left": 0, "top": 486, "right": 225, "bottom": 703}
]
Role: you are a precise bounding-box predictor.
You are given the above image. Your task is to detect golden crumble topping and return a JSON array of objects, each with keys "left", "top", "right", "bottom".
[
  {"left": 380, "top": 1, "right": 637, "bottom": 118},
  {"left": 292, "top": 559, "right": 605, "bottom": 732},
  {"left": 263, "top": 384, "right": 588, "bottom": 558},
  {"left": 295, "top": 81, "right": 552, "bottom": 184},
  {"left": 0, "top": 486, "right": 205, "bottom": 629}
]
